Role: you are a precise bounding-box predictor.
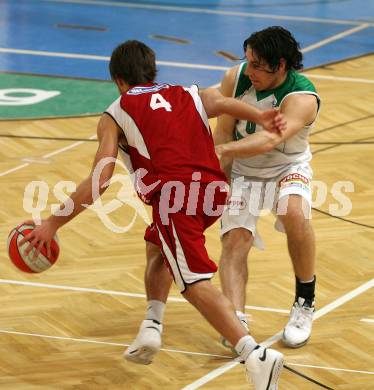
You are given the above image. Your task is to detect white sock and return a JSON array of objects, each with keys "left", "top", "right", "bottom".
[
  {"left": 300, "top": 278, "right": 315, "bottom": 283},
  {"left": 234, "top": 335, "right": 257, "bottom": 362},
  {"left": 146, "top": 300, "right": 165, "bottom": 324}
]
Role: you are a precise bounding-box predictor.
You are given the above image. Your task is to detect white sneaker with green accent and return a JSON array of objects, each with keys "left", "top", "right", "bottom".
[
  {"left": 124, "top": 319, "right": 162, "bottom": 364},
  {"left": 245, "top": 345, "right": 284, "bottom": 390},
  {"left": 282, "top": 297, "right": 314, "bottom": 348}
]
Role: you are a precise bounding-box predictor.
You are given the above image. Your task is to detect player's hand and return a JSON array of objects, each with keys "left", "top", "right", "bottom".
[
  {"left": 18, "top": 219, "right": 58, "bottom": 260},
  {"left": 215, "top": 144, "right": 232, "bottom": 180},
  {"left": 215, "top": 144, "right": 224, "bottom": 160},
  {"left": 260, "top": 109, "right": 287, "bottom": 134}
]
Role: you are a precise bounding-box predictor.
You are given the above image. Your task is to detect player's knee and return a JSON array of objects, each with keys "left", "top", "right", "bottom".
[
  {"left": 281, "top": 213, "right": 312, "bottom": 240},
  {"left": 182, "top": 280, "right": 209, "bottom": 304},
  {"left": 146, "top": 242, "right": 163, "bottom": 264},
  {"left": 283, "top": 209, "right": 307, "bottom": 224},
  {"left": 222, "top": 228, "right": 253, "bottom": 254},
  {"left": 278, "top": 196, "right": 310, "bottom": 222}
]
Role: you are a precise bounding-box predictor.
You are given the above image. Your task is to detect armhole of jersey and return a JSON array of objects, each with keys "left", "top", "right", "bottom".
[
  {"left": 279, "top": 91, "right": 321, "bottom": 125},
  {"left": 104, "top": 111, "right": 121, "bottom": 131},
  {"left": 118, "top": 149, "right": 134, "bottom": 174},
  {"left": 232, "top": 63, "right": 245, "bottom": 98},
  {"left": 105, "top": 96, "right": 124, "bottom": 129},
  {"left": 279, "top": 91, "right": 320, "bottom": 110},
  {"left": 104, "top": 96, "right": 130, "bottom": 151},
  {"left": 185, "top": 84, "right": 210, "bottom": 133},
  {"left": 105, "top": 96, "right": 151, "bottom": 159}
]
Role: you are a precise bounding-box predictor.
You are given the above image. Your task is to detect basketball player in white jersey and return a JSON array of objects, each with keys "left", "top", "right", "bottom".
[{"left": 216, "top": 26, "right": 320, "bottom": 349}]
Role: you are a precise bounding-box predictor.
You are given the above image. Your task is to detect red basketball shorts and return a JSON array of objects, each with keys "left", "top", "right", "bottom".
[{"left": 144, "top": 182, "right": 228, "bottom": 292}]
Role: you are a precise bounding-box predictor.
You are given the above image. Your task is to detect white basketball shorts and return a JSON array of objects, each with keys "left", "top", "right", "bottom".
[{"left": 220, "top": 163, "right": 312, "bottom": 249}]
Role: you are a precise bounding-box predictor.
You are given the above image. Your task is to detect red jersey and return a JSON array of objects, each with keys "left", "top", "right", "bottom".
[{"left": 105, "top": 83, "right": 227, "bottom": 203}]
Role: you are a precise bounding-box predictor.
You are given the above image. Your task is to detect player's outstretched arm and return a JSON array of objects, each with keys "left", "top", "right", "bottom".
[
  {"left": 215, "top": 94, "right": 318, "bottom": 160},
  {"left": 19, "top": 113, "right": 120, "bottom": 258},
  {"left": 199, "top": 87, "right": 286, "bottom": 133}
]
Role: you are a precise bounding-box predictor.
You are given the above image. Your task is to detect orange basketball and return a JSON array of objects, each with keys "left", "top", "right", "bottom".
[{"left": 7, "top": 222, "right": 59, "bottom": 273}]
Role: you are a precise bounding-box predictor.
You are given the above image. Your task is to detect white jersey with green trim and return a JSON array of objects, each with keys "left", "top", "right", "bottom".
[{"left": 231, "top": 63, "right": 320, "bottom": 178}]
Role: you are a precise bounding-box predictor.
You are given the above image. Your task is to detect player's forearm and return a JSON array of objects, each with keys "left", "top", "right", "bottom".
[
  {"left": 47, "top": 176, "right": 106, "bottom": 229},
  {"left": 218, "top": 131, "right": 277, "bottom": 159},
  {"left": 220, "top": 156, "right": 233, "bottom": 180},
  {"left": 214, "top": 122, "right": 234, "bottom": 179},
  {"left": 213, "top": 124, "right": 234, "bottom": 145},
  {"left": 220, "top": 97, "right": 262, "bottom": 124}
]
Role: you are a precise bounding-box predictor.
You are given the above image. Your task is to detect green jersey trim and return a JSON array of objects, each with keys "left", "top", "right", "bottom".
[
  {"left": 234, "top": 63, "right": 317, "bottom": 107},
  {"left": 234, "top": 62, "right": 251, "bottom": 98},
  {"left": 233, "top": 64, "right": 320, "bottom": 140}
]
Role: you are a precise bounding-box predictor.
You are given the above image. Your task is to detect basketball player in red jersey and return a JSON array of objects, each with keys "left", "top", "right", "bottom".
[{"left": 20, "top": 40, "right": 285, "bottom": 389}]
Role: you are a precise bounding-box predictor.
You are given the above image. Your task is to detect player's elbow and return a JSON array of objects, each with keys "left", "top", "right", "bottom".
[
  {"left": 88, "top": 173, "right": 112, "bottom": 200},
  {"left": 212, "top": 96, "right": 230, "bottom": 117},
  {"left": 98, "top": 175, "right": 112, "bottom": 195},
  {"left": 91, "top": 156, "right": 116, "bottom": 196}
]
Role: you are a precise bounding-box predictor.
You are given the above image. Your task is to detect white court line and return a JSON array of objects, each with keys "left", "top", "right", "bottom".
[
  {"left": 1, "top": 53, "right": 373, "bottom": 83},
  {"left": 0, "top": 163, "right": 30, "bottom": 177},
  {"left": 2, "top": 47, "right": 374, "bottom": 84},
  {"left": 0, "top": 134, "right": 96, "bottom": 177},
  {"left": 313, "top": 279, "right": 374, "bottom": 319},
  {"left": 45, "top": 0, "right": 374, "bottom": 26},
  {"left": 182, "top": 278, "right": 374, "bottom": 389},
  {"left": 305, "top": 74, "right": 374, "bottom": 84},
  {"left": 287, "top": 362, "right": 374, "bottom": 376},
  {"left": 0, "top": 48, "right": 229, "bottom": 71},
  {"left": 43, "top": 134, "right": 96, "bottom": 158},
  {"left": 1, "top": 328, "right": 371, "bottom": 376},
  {"left": 0, "top": 24, "right": 370, "bottom": 75},
  {"left": 360, "top": 318, "right": 374, "bottom": 324},
  {"left": 0, "top": 329, "right": 230, "bottom": 359},
  {"left": 1, "top": 47, "right": 373, "bottom": 85},
  {"left": 0, "top": 279, "right": 289, "bottom": 313},
  {"left": 0, "top": 47, "right": 110, "bottom": 61},
  {"left": 246, "top": 306, "right": 288, "bottom": 314},
  {"left": 301, "top": 24, "right": 370, "bottom": 53},
  {"left": 21, "top": 158, "right": 52, "bottom": 164}
]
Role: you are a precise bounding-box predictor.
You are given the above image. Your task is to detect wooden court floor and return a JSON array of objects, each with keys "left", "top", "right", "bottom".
[{"left": 0, "top": 54, "right": 373, "bottom": 389}]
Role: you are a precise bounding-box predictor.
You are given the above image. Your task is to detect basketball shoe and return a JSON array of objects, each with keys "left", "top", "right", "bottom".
[
  {"left": 124, "top": 319, "right": 162, "bottom": 364},
  {"left": 245, "top": 345, "right": 284, "bottom": 390},
  {"left": 282, "top": 297, "right": 314, "bottom": 348}
]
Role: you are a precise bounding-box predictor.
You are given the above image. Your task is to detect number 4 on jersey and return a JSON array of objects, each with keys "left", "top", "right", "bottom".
[{"left": 150, "top": 93, "right": 172, "bottom": 112}]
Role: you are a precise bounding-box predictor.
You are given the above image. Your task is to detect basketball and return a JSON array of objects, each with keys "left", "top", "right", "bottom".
[{"left": 7, "top": 223, "right": 60, "bottom": 273}]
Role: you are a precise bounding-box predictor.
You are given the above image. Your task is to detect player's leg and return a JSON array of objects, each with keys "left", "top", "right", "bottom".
[
  {"left": 182, "top": 269, "right": 283, "bottom": 389},
  {"left": 183, "top": 280, "right": 248, "bottom": 346},
  {"left": 278, "top": 195, "right": 315, "bottom": 282},
  {"left": 276, "top": 167, "right": 316, "bottom": 348},
  {"left": 219, "top": 228, "right": 253, "bottom": 342},
  {"left": 219, "top": 177, "right": 264, "bottom": 342},
  {"left": 144, "top": 239, "right": 173, "bottom": 305},
  {"left": 154, "top": 206, "right": 283, "bottom": 388},
  {"left": 124, "top": 226, "right": 173, "bottom": 364}
]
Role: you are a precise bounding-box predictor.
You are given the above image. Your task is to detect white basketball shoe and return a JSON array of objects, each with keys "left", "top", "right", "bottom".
[
  {"left": 124, "top": 319, "right": 162, "bottom": 365},
  {"left": 245, "top": 345, "right": 284, "bottom": 390},
  {"left": 282, "top": 297, "right": 314, "bottom": 348}
]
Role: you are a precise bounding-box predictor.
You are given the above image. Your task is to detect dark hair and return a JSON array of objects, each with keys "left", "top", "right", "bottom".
[
  {"left": 243, "top": 26, "right": 303, "bottom": 71},
  {"left": 109, "top": 40, "right": 157, "bottom": 85}
]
